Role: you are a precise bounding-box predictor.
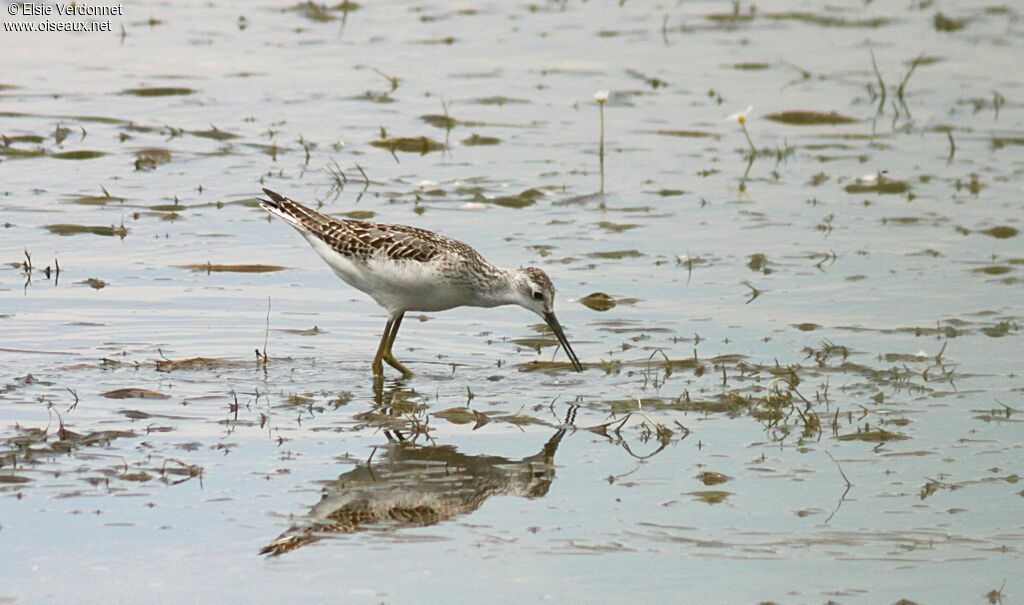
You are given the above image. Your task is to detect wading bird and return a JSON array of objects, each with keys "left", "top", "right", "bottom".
[{"left": 258, "top": 188, "right": 583, "bottom": 377}]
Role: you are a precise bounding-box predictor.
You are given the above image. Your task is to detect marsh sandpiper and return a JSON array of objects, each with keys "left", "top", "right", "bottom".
[{"left": 258, "top": 188, "right": 583, "bottom": 377}]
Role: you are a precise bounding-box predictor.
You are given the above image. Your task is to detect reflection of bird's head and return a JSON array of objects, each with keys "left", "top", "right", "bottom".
[
  {"left": 524, "top": 476, "right": 554, "bottom": 499},
  {"left": 514, "top": 436, "right": 562, "bottom": 499}
]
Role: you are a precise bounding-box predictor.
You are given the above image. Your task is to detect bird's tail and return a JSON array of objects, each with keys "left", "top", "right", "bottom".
[{"left": 258, "top": 188, "right": 331, "bottom": 233}]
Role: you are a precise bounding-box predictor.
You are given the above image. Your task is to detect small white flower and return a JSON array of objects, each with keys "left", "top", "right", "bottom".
[
  {"left": 856, "top": 170, "right": 889, "bottom": 184},
  {"left": 728, "top": 105, "right": 753, "bottom": 124},
  {"left": 915, "top": 350, "right": 929, "bottom": 358},
  {"left": 594, "top": 90, "right": 609, "bottom": 103},
  {"left": 460, "top": 202, "right": 488, "bottom": 211}
]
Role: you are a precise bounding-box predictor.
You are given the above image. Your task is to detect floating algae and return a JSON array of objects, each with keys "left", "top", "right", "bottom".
[
  {"left": 764, "top": 110, "right": 858, "bottom": 125},
  {"left": 102, "top": 388, "right": 170, "bottom": 400},
  {"left": 179, "top": 263, "right": 287, "bottom": 273},
  {"left": 46, "top": 224, "right": 127, "bottom": 237},
  {"left": 121, "top": 87, "right": 195, "bottom": 97},
  {"left": 579, "top": 292, "right": 617, "bottom": 311},
  {"left": 370, "top": 136, "right": 446, "bottom": 154}
]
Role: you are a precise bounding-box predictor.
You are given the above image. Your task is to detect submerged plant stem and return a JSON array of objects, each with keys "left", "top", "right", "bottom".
[
  {"left": 741, "top": 121, "right": 757, "bottom": 156},
  {"left": 598, "top": 102, "right": 606, "bottom": 194}
]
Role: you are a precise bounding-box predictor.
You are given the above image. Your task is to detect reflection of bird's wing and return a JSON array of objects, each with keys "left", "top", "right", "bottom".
[
  {"left": 260, "top": 439, "right": 563, "bottom": 556},
  {"left": 259, "top": 496, "right": 447, "bottom": 556},
  {"left": 259, "top": 466, "right": 484, "bottom": 556}
]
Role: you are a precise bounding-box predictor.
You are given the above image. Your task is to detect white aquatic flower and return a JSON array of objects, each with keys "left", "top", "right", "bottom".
[
  {"left": 859, "top": 170, "right": 889, "bottom": 183},
  {"left": 728, "top": 106, "right": 753, "bottom": 124},
  {"left": 594, "top": 90, "right": 609, "bottom": 103},
  {"left": 915, "top": 350, "right": 929, "bottom": 358},
  {"left": 460, "top": 202, "right": 488, "bottom": 211},
  {"left": 417, "top": 180, "right": 440, "bottom": 189}
]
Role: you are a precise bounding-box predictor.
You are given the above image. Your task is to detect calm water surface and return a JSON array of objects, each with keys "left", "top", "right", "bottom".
[{"left": 1, "top": 1, "right": 1022, "bottom": 603}]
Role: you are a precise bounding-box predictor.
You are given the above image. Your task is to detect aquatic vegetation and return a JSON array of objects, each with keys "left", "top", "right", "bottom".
[
  {"left": 595, "top": 90, "right": 609, "bottom": 192},
  {"left": 588, "top": 250, "right": 643, "bottom": 260},
  {"left": 845, "top": 172, "right": 910, "bottom": 194},
  {"left": 102, "top": 388, "right": 170, "bottom": 399},
  {"left": 46, "top": 223, "right": 127, "bottom": 237},
  {"left": 934, "top": 12, "right": 967, "bottom": 32},
  {"left": 689, "top": 490, "right": 731, "bottom": 504},
  {"left": 134, "top": 148, "right": 171, "bottom": 170},
  {"left": 178, "top": 263, "right": 287, "bottom": 273},
  {"left": 728, "top": 105, "right": 756, "bottom": 154},
  {"left": 120, "top": 87, "right": 195, "bottom": 96},
  {"left": 764, "top": 110, "right": 857, "bottom": 125},
  {"left": 979, "top": 226, "right": 1017, "bottom": 239},
  {"left": 0, "top": 1, "right": 1021, "bottom": 602},
  {"left": 579, "top": 292, "right": 617, "bottom": 311},
  {"left": 461, "top": 133, "right": 501, "bottom": 146},
  {"left": 50, "top": 150, "right": 105, "bottom": 160},
  {"left": 370, "top": 135, "right": 446, "bottom": 154}
]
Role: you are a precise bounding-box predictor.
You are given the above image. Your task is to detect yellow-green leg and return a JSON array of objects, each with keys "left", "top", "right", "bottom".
[
  {"left": 382, "top": 312, "right": 413, "bottom": 378},
  {"left": 371, "top": 317, "right": 395, "bottom": 377},
  {"left": 371, "top": 314, "right": 413, "bottom": 378}
]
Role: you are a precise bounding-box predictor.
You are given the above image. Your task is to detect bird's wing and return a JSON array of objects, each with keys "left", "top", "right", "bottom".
[{"left": 259, "top": 188, "right": 480, "bottom": 264}]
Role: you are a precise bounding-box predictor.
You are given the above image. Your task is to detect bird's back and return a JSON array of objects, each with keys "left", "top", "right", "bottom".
[
  {"left": 259, "top": 188, "right": 501, "bottom": 313},
  {"left": 259, "top": 188, "right": 485, "bottom": 263}
]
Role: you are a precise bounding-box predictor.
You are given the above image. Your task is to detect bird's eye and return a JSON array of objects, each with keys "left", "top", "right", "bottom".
[{"left": 532, "top": 291, "right": 544, "bottom": 301}]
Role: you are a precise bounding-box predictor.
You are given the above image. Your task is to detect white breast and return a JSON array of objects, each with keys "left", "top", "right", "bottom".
[{"left": 303, "top": 232, "right": 470, "bottom": 314}]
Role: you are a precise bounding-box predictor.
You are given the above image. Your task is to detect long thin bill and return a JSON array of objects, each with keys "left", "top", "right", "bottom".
[{"left": 544, "top": 312, "right": 583, "bottom": 372}]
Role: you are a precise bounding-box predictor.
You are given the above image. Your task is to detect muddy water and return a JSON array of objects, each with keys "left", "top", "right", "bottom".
[{"left": 1, "top": 1, "right": 1022, "bottom": 603}]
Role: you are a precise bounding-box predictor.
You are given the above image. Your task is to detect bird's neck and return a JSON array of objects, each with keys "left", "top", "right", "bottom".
[{"left": 466, "top": 267, "right": 522, "bottom": 308}]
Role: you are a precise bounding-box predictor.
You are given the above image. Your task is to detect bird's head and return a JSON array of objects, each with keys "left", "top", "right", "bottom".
[{"left": 512, "top": 267, "right": 582, "bottom": 372}]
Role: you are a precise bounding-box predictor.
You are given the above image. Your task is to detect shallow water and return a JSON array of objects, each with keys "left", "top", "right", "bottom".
[{"left": 1, "top": 1, "right": 1022, "bottom": 603}]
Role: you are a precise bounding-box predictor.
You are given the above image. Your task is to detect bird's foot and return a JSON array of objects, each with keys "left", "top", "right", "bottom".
[{"left": 383, "top": 353, "right": 414, "bottom": 378}]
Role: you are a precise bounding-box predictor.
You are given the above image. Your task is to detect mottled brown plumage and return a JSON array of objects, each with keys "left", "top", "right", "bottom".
[{"left": 261, "top": 188, "right": 484, "bottom": 265}]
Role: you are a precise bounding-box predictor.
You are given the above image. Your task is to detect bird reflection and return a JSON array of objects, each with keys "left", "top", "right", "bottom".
[{"left": 260, "top": 428, "right": 565, "bottom": 556}]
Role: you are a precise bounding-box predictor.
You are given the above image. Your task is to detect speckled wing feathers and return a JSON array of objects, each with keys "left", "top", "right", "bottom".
[{"left": 259, "top": 188, "right": 483, "bottom": 265}]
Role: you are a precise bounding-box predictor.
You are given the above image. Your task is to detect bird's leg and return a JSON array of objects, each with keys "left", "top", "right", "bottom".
[
  {"left": 371, "top": 318, "right": 395, "bottom": 377},
  {"left": 382, "top": 312, "right": 414, "bottom": 378}
]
